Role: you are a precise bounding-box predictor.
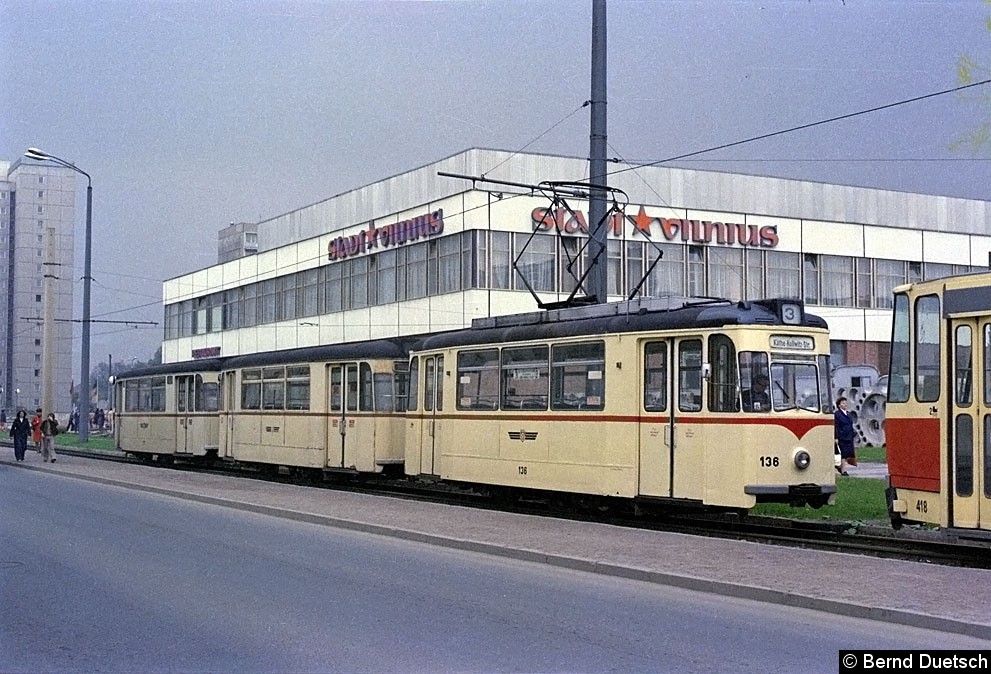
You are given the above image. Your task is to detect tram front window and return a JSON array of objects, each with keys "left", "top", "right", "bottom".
[{"left": 770, "top": 361, "right": 822, "bottom": 412}]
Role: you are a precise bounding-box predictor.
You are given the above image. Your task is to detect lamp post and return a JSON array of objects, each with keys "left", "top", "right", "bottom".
[{"left": 24, "top": 147, "right": 93, "bottom": 442}]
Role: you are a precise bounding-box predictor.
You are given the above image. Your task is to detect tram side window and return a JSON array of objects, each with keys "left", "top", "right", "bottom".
[
  {"left": 954, "top": 326, "right": 973, "bottom": 407},
  {"left": 286, "top": 366, "right": 310, "bottom": 410},
  {"left": 915, "top": 295, "right": 941, "bottom": 402},
  {"left": 242, "top": 369, "right": 262, "bottom": 410},
  {"left": 359, "top": 363, "right": 373, "bottom": 411},
  {"left": 502, "top": 346, "right": 549, "bottom": 410},
  {"left": 124, "top": 381, "right": 139, "bottom": 412},
  {"left": 551, "top": 341, "right": 604, "bottom": 411},
  {"left": 408, "top": 357, "right": 419, "bottom": 411},
  {"left": 374, "top": 373, "right": 395, "bottom": 411},
  {"left": 678, "top": 340, "right": 703, "bottom": 412},
  {"left": 889, "top": 293, "right": 911, "bottom": 403},
  {"left": 738, "top": 352, "right": 771, "bottom": 413},
  {"left": 708, "top": 335, "right": 738, "bottom": 413},
  {"left": 195, "top": 375, "right": 220, "bottom": 412},
  {"left": 262, "top": 366, "right": 286, "bottom": 410},
  {"left": 392, "top": 360, "right": 410, "bottom": 412},
  {"left": 985, "top": 326, "right": 991, "bottom": 407},
  {"left": 643, "top": 342, "right": 667, "bottom": 412},
  {"left": 457, "top": 349, "right": 500, "bottom": 410},
  {"left": 150, "top": 377, "right": 166, "bottom": 411},
  {"left": 955, "top": 415, "right": 974, "bottom": 498}
]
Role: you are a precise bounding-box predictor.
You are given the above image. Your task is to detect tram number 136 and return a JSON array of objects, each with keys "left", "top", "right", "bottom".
[
  {"left": 759, "top": 456, "right": 780, "bottom": 468},
  {"left": 518, "top": 465, "right": 528, "bottom": 476}
]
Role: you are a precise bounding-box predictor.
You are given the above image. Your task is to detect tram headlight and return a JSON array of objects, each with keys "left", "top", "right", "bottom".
[{"left": 793, "top": 449, "right": 811, "bottom": 470}]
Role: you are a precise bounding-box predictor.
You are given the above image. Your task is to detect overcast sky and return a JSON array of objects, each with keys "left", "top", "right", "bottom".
[{"left": 2, "top": 0, "right": 989, "bottom": 365}]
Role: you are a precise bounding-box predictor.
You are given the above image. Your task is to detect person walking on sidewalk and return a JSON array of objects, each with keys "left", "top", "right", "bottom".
[
  {"left": 40, "top": 412, "right": 59, "bottom": 463},
  {"left": 834, "top": 396, "right": 857, "bottom": 476},
  {"left": 9, "top": 410, "right": 30, "bottom": 461},
  {"left": 31, "top": 408, "right": 42, "bottom": 453}
]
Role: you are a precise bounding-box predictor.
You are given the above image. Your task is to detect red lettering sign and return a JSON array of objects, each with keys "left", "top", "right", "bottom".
[
  {"left": 529, "top": 206, "right": 778, "bottom": 249},
  {"left": 328, "top": 209, "right": 445, "bottom": 262}
]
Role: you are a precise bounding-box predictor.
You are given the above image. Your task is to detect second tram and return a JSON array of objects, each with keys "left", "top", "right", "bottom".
[{"left": 886, "top": 271, "right": 991, "bottom": 533}]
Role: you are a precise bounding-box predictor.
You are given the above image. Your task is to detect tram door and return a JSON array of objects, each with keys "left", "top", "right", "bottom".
[
  {"left": 175, "top": 375, "right": 195, "bottom": 454},
  {"left": 671, "top": 338, "right": 706, "bottom": 501},
  {"left": 419, "top": 355, "right": 443, "bottom": 475},
  {"left": 948, "top": 318, "right": 991, "bottom": 529},
  {"left": 638, "top": 340, "right": 673, "bottom": 497},
  {"left": 638, "top": 337, "right": 705, "bottom": 500},
  {"left": 221, "top": 372, "right": 236, "bottom": 458},
  {"left": 328, "top": 363, "right": 358, "bottom": 469}
]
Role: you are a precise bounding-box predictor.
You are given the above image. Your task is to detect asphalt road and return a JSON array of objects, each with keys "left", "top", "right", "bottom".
[{"left": 1, "top": 466, "right": 987, "bottom": 673}]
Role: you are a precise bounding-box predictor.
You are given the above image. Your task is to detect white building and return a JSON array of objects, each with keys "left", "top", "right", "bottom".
[{"left": 162, "top": 148, "right": 991, "bottom": 374}]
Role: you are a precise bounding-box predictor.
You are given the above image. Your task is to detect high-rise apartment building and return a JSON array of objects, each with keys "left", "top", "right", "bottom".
[{"left": 1, "top": 159, "right": 76, "bottom": 414}]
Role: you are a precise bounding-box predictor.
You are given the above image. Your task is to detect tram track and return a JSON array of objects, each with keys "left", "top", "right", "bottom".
[{"left": 27, "top": 444, "right": 991, "bottom": 569}]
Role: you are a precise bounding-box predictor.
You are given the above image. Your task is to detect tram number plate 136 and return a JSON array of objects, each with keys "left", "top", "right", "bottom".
[{"left": 759, "top": 456, "right": 780, "bottom": 467}]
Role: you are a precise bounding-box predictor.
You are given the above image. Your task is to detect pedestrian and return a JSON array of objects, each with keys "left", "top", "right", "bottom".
[
  {"left": 66, "top": 407, "right": 76, "bottom": 433},
  {"left": 40, "top": 412, "right": 59, "bottom": 463},
  {"left": 9, "top": 410, "right": 30, "bottom": 461},
  {"left": 0, "top": 408, "right": 6, "bottom": 431},
  {"left": 31, "top": 408, "right": 43, "bottom": 453},
  {"left": 834, "top": 396, "right": 857, "bottom": 476}
]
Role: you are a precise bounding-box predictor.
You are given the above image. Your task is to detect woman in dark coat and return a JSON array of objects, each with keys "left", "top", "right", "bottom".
[
  {"left": 834, "top": 396, "right": 857, "bottom": 475},
  {"left": 9, "top": 409, "right": 31, "bottom": 461}
]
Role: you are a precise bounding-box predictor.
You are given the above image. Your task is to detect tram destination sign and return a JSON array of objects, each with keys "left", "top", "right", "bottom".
[{"left": 770, "top": 335, "right": 815, "bottom": 351}]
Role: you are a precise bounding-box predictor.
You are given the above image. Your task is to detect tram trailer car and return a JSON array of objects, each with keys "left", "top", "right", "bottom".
[
  {"left": 886, "top": 271, "right": 991, "bottom": 534},
  {"left": 405, "top": 296, "right": 837, "bottom": 511},
  {"left": 113, "top": 359, "right": 224, "bottom": 460},
  {"left": 218, "top": 339, "right": 411, "bottom": 473}
]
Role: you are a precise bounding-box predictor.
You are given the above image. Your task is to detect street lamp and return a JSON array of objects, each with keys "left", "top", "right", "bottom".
[{"left": 24, "top": 147, "right": 93, "bottom": 442}]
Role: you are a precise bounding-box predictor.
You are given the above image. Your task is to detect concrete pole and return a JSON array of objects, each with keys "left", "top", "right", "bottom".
[
  {"left": 41, "top": 226, "right": 57, "bottom": 417},
  {"left": 586, "top": 0, "right": 609, "bottom": 304}
]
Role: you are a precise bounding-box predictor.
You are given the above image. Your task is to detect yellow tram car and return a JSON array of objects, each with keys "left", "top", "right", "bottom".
[
  {"left": 886, "top": 271, "right": 991, "bottom": 533},
  {"left": 114, "top": 359, "right": 223, "bottom": 460},
  {"left": 405, "top": 297, "right": 836, "bottom": 510}
]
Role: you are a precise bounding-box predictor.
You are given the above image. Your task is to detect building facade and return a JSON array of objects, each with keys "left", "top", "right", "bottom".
[
  {"left": 162, "top": 148, "right": 991, "bottom": 373},
  {"left": 1, "top": 159, "right": 77, "bottom": 414}
]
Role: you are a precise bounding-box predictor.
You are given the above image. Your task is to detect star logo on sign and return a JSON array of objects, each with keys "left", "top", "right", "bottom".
[{"left": 628, "top": 205, "right": 656, "bottom": 237}]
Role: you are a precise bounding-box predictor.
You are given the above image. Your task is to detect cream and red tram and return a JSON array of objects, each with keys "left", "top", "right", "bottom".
[
  {"left": 113, "top": 358, "right": 224, "bottom": 460},
  {"left": 886, "top": 271, "right": 991, "bottom": 533},
  {"left": 405, "top": 296, "right": 836, "bottom": 510}
]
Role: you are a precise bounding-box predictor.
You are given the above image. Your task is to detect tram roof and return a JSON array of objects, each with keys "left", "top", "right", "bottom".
[{"left": 420, "top": 297, "right": 828, "bottom": 350}]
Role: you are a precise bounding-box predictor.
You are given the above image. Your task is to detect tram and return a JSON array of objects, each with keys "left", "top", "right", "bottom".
[
  {"left": 885, "top": 271, "right": 991, "bottom": 533},
  {"left": 217, "top": 339, "right": 411, "bottom": 473},
  {"left": 113, "top": 296, "right": 836, "bottom": 512},
  {"left": 113, "top": 358, "right": 224, "bottom": 459},
  {"left": 406, "top": 296, "right": 836, "bottom": 510}
]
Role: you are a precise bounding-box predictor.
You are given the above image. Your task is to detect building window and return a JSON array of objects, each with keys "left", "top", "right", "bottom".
[
  {"left": 820, "top": 255, "right": 854, "bottom": 306},
  {"left": 647, "top": 243, "right": 685, "bottom": 297},
  {"left": 490, "top": 231, "right": 512, "bottom": 289},
  {"left": 377, "top": 249, "right": 398, "bottom": 305},
  {"left": 438, "top": 234, "right": 462, "bottom": 294},
  {"left": 708, "top": 247, "right": 744, "bottom": 302},
  {"left": 875, "top": 259, "right": 906, "bottom": 309},
  {"left": 856, "top": 258, "right": 872, "bottom": 308},
  {"left": 745, "top": 249, "right": 764, "bottom": 299},
  {"left": 37, "top": 206, "right": 43, "bottom": 214},
  {"left": 802, "top": 254, "right": 819, "bottom": 304},
  {"left": 687, "top": 246, "right": 705, "bottom": 296},
  {"left": 38, "top": 191, "right": 44, "bottom": 198},
  {"left": 625, "top": 241, "right": 643, "bottom": 298}
]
